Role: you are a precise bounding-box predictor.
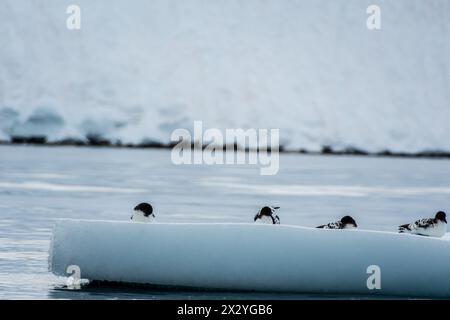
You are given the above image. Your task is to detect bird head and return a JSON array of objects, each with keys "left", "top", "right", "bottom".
[
  {"left": 435, "top": 211, "right": 447, "bottom": 223},
  {"left": 341, "top": 215, "right": 357, "bottom": 228}
]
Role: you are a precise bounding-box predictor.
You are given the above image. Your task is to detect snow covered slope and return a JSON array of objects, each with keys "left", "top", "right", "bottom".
[
  {"left": 50, "top": 219, "right": 450, "bottom": 297},
  {"left": 1, "top": 0, "right": 449, "bottom": 152}
]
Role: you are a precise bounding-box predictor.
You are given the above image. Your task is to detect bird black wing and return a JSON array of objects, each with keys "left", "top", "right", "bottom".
[
  {"left": 413, "top": 218, "right": 434, "bottom": 229},
  {"left": 271, "top": 214, "right": 280, "bottom": 224},
  {"left": 317, "top": 221, "right": 342, "bottom": 229},
  {"left": 399, "top": 218, "right": 434, "bottom": 232}
]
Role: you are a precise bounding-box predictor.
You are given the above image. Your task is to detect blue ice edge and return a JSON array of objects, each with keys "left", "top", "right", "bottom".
[{"left": 49, "top": 219, "right": 450, "bottom": 298}]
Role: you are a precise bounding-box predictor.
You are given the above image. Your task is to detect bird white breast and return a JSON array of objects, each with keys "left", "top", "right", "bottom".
[
  {"left": 408, "top": 220, "right": 446, "bottom": 237},
  {"left": 254, "top": 215, "right": 275, "bottom": 224},
  {"left": 131, "top": 210, "right": 155, "bottom": 223}
]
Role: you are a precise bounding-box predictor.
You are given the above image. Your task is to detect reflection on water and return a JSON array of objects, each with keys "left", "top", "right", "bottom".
[{"left": 1, "top": 145, "right": 450, "bottom": 299}]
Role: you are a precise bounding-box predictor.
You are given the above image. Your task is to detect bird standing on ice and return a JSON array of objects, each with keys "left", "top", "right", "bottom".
[
  {"left": 131, "top": 203, "right": 155, "bottom": 222},
  {"left": 316, "top": 216, "right": 357, "bottom": 229},
  {"left": 254, "top": 206, "right": 280, "bottom": 224},
  {"left": 399, "top": 211, "right": 447, "bottom": 237}
]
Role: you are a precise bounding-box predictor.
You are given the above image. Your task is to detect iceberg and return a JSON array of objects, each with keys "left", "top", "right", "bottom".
[{"left": 49, "top": 219, "right": 450, "bottom": 297}]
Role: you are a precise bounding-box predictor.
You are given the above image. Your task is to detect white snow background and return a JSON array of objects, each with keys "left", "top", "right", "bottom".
[{"left": 0, "top": 0, "right": 449, "bottom": 152}]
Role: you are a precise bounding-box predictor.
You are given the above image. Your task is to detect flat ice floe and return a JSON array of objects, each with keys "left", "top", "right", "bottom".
[{"left": 49, "top": 219, "right": 450, "bottom": 298}]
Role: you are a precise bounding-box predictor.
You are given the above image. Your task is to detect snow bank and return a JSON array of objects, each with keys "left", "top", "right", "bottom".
[
  {"left": 1, "top": 1, "right": 449, "bottom": 152},
  {"left": 50, "top": 219, "right": 450, "bottom": 297}
]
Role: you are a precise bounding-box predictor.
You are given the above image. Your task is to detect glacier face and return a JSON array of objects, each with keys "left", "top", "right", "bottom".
[{"left": 0, "top": 0, "right": 449, "bottom": 152}]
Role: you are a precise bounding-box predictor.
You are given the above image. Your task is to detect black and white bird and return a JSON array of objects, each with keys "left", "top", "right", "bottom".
[
  {"left": 399, "top": 211, "right": 447, "bottom": 237},
  {"left": 254, "top": 206, "right": 280, "bottom": 225},
  {"left": 131, "top": 203, "right": 155, "bottom": 222},
  {"left": 316, "top": 216, "right": 357, "bottom": 229}
]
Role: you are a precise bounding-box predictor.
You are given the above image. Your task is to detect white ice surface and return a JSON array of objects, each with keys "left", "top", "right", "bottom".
[
  {"left": 50, "top": 219, "right": 450, "bottom": 297},
  {"left": 1, "top": 1, "right": 449, "bottom": 152}
]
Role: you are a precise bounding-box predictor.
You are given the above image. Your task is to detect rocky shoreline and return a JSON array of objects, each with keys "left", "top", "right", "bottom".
[{"left": 1, "top": 136, "right": 450, "bottom": 160}]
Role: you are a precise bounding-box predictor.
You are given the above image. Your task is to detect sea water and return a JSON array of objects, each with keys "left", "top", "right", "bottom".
[{"left": 1, "top": 145, "right": 450, "bottom": 299}]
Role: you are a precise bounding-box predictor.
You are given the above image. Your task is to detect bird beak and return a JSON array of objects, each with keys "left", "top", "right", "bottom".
[
  {"left": 130, "top": 216, "right": 133, "bottom": 220},
  {"left": 444, "top": 218, "right": 447, "bottom": 223}
]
